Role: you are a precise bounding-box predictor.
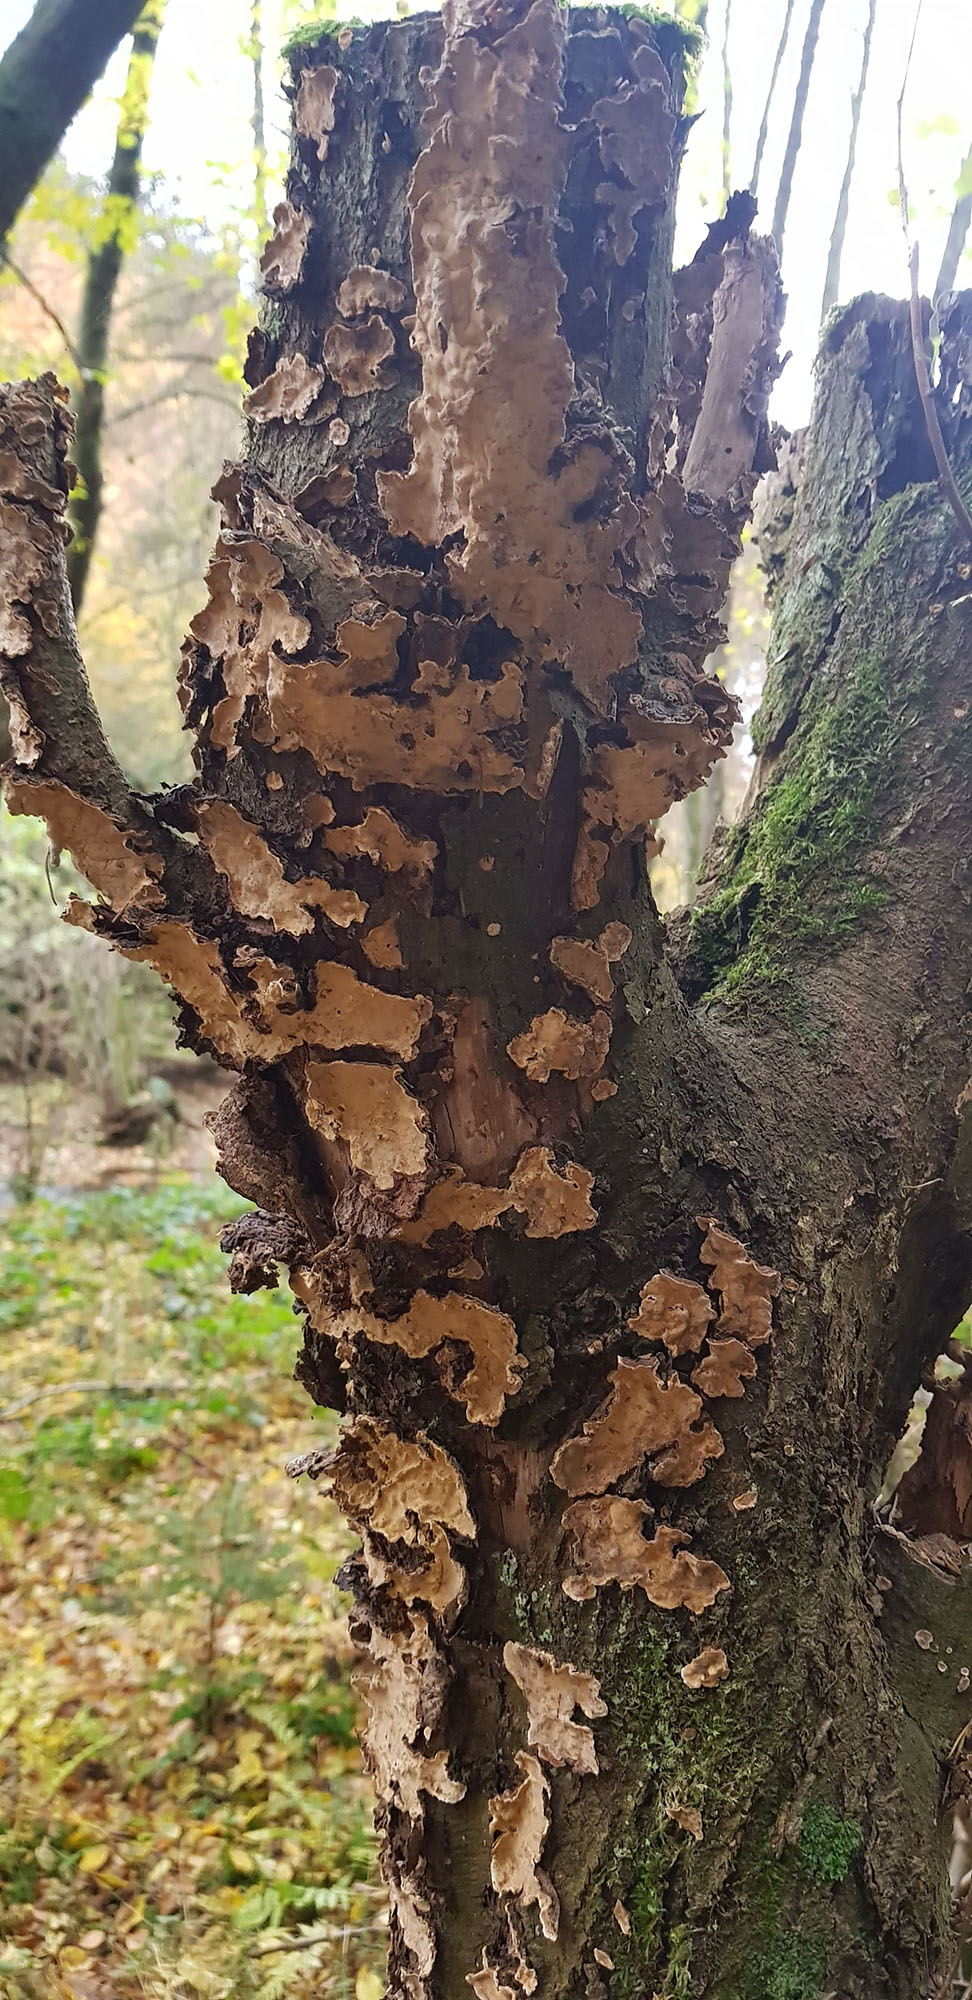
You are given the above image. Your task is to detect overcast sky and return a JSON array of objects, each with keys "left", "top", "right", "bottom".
[{"left": 1, "top": 0, "right": 970, "bottom": 428}]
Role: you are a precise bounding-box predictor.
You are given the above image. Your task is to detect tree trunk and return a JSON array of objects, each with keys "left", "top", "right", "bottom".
[
  {"left": 250, "top": 0, "right": 269, "bottom": 250},
  {"left": 749, "top": 0, "right": 795, "bottom": 199},
  {"left": 0, "top": 0, "right": 149, "bottom": 246},
  {"left": 820, "top": 0, "right": 876, "bottom": 319},
  {"left": 771, "top": 0, "right": 826, "bottom": 261},
  {"left": 66, "top": 0, "right": 165, "bottom": 614},
  {"left": 935, "top": 137, "right": 972, "bottom": 304},
  {"left": 3, "top": 6, "right": 972, "bottom": 1999}
]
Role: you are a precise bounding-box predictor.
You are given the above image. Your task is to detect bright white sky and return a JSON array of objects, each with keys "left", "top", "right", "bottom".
[{"left": 1, "top": 0, "right": 970, "bottom": 427}]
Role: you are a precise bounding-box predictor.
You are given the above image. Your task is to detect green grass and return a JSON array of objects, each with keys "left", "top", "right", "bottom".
[{"left": 0, "top": 1177, "right": 382, "bottom": 2000}]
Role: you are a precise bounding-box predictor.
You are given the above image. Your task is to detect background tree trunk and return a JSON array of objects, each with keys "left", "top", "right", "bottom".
[
  {"left": 771, "top": 0, "right": 826, "bottom": 261},
  {"left": 0, "top": 0, "right": 149, "bottom": 246},
  {"left": 935, "top": 136, "right": 972, "bottom": 304},
  {"left": 67, "top": 0, "right": 165, "bottom": 615},
  {"left": 3, "top": 5, "right": 972, "bottom": 1999},
  {"left": 820, "top": 0, "right": 876, "bottom": 319}
]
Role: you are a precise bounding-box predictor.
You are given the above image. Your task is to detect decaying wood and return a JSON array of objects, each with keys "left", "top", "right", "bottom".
[{"left": 3, "top": 2, "right": 972, "bottom": 1995}]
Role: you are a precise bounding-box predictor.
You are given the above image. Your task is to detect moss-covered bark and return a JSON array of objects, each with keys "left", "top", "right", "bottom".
[{"left": 3, "top": 10, "right": 972, "bottom": 1999}]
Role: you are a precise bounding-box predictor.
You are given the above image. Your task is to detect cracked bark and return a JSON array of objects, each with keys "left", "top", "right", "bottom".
[{"left": 2, "top": 6, "right": 972, "bottom": 1998}]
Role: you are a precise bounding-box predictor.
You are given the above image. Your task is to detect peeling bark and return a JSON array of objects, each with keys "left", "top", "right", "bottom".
[{"left": 4, "top": 7, "right": 972, "bottom": 1998}]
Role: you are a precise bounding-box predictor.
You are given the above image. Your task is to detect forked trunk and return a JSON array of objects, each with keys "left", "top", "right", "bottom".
[{"left": 2, "top": 7, "right": 972, "bottom": 1999}]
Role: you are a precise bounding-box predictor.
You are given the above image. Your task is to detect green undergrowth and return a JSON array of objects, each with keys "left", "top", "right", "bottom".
[{"left": 0, "top": 1178, "right": 381, "bottom": 2000}]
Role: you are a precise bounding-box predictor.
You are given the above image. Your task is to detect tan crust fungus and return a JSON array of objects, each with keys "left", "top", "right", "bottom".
[
  {"left": 303, "top": 1060, "right": 430, "bottom": 1191},
  {"left": 628, "top": 1271, "right": 714, "bottom": 1356},
  {"left": 361, "top": 917, "right": 404, "bottom": 969},
  {"left": 507, "top": 1008, "right": 611, "bottom": 1084},
  {"left": 357, "top": 1612, "right": 465, "bottom": 1818},
  {"left": 399, "top": 1146, "right": 595, "bottom": 1243},
  {"left": 326, "top": 1415, "right": 474, "bottom": 1541},
  {"left": 295, "top": 62, "right": 339, "bottom": 161},
  {"left": 268, "top": 645, "right": 523, "bottom": 796},
  {"left": 0, "top": 496, "right": 56, "bottom": 665},
  {"left": 467, "top": 1956, "right": 519, "bottom": 2000},
  {"left": 562, "top": 1498, "right": 730, "bottom": 1611},
  {"left": 196, "top": 799, "right": 366, "bottom": 932},
  {"left": 548, "top": 922, "right": 632, "bottom": 1004},
  {"left": 244, "top": 352, "right": 330, "bottom": 423},
  {"left": 376, "top": 0, "right": 645, "bottom": 719},
  {"left": 507, "top": 1147, "right": 597, "bottom": 1237},
  {"left": 698, "top": 1216, "right": 780, "bottom": 1346},
  {"left": 323, "top": 806, "right": 437, "bottom": 883},
  {"left": 320, "top": 1418, "right": 473, "bottom": 1620},
  {"left": 503, "top": 1642, "right": 606, "bottom": 1776},
  {"left": 592, "top": 43, "right": 675, "bottom": 265},
  {"left": 187, "top": 538, "right": 311, "bottom": 757},
  {"left": 259, "top": 200, "right": 312, "bottom": 292},
  {"left": 330, "top": 1290, "right": 525, "bottom": 1427},
  {"left": 489, "top": 1751, "right": 559, "bottom": 1942},
  {"left": 550, "top": 1356, "right": 723, "bottom": 1496},
  {"left": 71, "top": 915, "right": 431, "bottom": 1066},
  {"left": 666, "top": 1802, "right": 703, "bottom": 1841},
  {"left": 4, "top": 775, "right": 164, "bottom": 913},
  {"left": 691, "top": 1337, "right": 758, "bottom": 1399},
  {"left": 323, "top": 313, "right": 397, "bottom": 396},
  {"left": 680, "top": 1646, "right": 729, "bottom": 1690},
  {"left": 336, "top": 264, "right": 407, "bottom": 317}
]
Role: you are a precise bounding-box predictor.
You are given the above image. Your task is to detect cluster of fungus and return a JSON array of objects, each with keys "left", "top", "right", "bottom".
[{"left": 0, "top": 0, "right": 785, "bottom": 1990}]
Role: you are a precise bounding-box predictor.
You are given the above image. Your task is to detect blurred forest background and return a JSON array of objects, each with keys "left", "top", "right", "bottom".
[{"left": 0, "top": 0, "right": 970, "bottom": 1994}]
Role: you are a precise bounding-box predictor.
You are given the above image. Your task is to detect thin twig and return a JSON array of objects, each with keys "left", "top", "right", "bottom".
[
  {"left": 895, "top": 2, "right": 972, "bottom": 554},
  {"left": 0, "top": 246, "right": 83, "bottom": 371},
  {"left": 252, "top": 1921, "right": 387, "bottom": 1956},
  {"left": 0, "top": 1379, "right": 187, "bottom": 1421}
]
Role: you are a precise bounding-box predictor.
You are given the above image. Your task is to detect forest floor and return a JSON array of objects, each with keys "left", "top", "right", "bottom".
[{"left": 0, "top": 1171, "right": 383, "bottom": 2000}]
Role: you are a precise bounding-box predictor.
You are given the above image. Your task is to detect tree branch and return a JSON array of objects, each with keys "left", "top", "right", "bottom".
[{"left": 0, "top": 0, "right": 148, "bottom": 244}]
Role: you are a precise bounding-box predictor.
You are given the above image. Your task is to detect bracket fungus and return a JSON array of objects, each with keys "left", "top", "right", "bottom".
[
  {"left": 628, "top": 1271, "right": 714, "bottom": 1356},
  {"left": 680, "top": 1646, "right": 729, "bottom": 1690},
  {"left": 243, "top": 352, "right": 330, "bottom": 423},
  {"left": 562, "top": 1498, "right": 729, "bottom": 1612},
  {"left": 551, "top": 1356, "right": 724, "bottom": 1496},
  {"left": 322, "top": 313, "right": 398, "bottom": 396},
  {"left": 328, "top": 1289, "right": 525, "bottom": 1427},
  {"left": 507, "top": 1008, "right": 612, "bottom": 1085},
  {"left": 5, "top": 775, "right": 164, "bottom": 913},
  {"left": 698, "top": 1216, "right": 780, "bottom": 1346},
  {"left": 259, "top": 200, "right": 312, "bottom": 292},
  {"left": 303, "top": 1061, "right": 430, "bottom": 1193},
  {"left": 489, "top": 1751, "right": 559, "bottom": 1941},
  {"left": 400, "top": 1146, "right": 595, "bottom": 1244},
  {"left": 503, "top": 1642, "right": 607, "bottom": 1776},
  {"left": 196, "top": 799, "right": 366, "bottom": 933},
  {"left": 357, "top": 1612, "right": 466, "bottom": 1818},
  {"left": 336, "top": 264, "right": 407, "bottom": 317},
  {"left": 549, "top": 922, "right": 632, "bottom": 1005},
  {"left": 294, "top": 61, "right": 339, "bottom": 161},
  {"left": 691, "top": 1337, "right": 758, "bottom": 1400}
]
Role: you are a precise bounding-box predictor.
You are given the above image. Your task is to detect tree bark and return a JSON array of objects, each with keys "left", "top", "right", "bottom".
[
  {"left": 66, "top": 0, "right": 165, "bottom": 615},
  {"left": 0, "top": 0, "right": 149, "bottom": 247},
  {"left": 2, "top": 6, "right": 972, "bottom": 1999},
  {"left": 771, "top": 0, "right": 826, "bottom": 261},
  {"left": 820, "top": 0, "right": 876, "bottom": 319}
]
